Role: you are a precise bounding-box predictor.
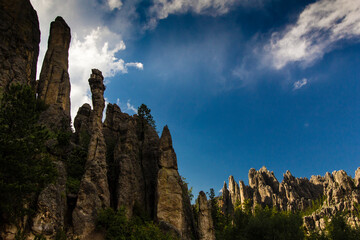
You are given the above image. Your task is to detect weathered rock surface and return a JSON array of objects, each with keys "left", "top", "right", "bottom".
[
  {"left": 222, "top": 167, "right": 360, "bottom": 233},
  {"left": 156, "top": 126, "right": 196, "bottom": 240},
  {"left": 74, "top": 103, "right": 92, "bottom": 146},
  {"left": 37, "top": 16, "right": 71, "bottom": 116},
  {"left": 355, "top": 167, "right": 360, "bottom": 188},
  {"left": 197, "top": 191, "right": 215, "bottom": 240},
  {"left": 32, "top": 161, "right": 67, "bottom": 237},
  {"left": 0, "top": 0, "right": 40, "bottom": 89},
  {"left": 103, "top": 103, "right": 160, "bottom": 218},
  {"left": 72, "top": 70, "right": 110, "bottom": 238}
]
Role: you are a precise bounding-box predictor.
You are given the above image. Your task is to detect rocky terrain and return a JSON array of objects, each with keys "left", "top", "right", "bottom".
[
  {"left": 220, "top": 166, "right": 360, "bottom": 233},
  {"left": 0, "top": 0, "right": 359, "bottom": 240}
]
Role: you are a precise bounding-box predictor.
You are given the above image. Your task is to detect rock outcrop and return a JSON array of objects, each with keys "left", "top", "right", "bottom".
[
  {"left": 32, "top": 161, "right": 67, "bottom": 237},
  {"left": 103, "top": 103, "right": 160, "bottom": 218},
  {"left": 72, "top": 69, "right": 110, "bottom": 238},
  {"left": 156, "top": 126, "right": 197, "bottom": 240},
  {"left": 197, "top": 191, "right": 215, "bottom": 240},
  {"left": 222, "top": 167, "right": 360, "bottom": 233},
  {"left": 0, "top": 0, "right": 40, "bottom": 89},
  {"left": 37, "top": 17, "right": 71, "bottom": 130},
  {"left": 37, "top": 16, "right": 71, "bottom": 116}
]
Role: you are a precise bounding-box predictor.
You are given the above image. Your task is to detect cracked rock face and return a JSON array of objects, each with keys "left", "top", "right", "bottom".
[
  {"left": 197, "top": 191, "right": 215, "bottom": 240},
  {"left": 72, "top": 69, "right": 110, "bottom": 239},
  {"left": 0, "top": 0, "right": 40, "bottom": 89}
]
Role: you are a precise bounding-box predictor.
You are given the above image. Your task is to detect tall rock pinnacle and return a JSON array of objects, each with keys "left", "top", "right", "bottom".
[
  {"left": 156, "top": 126, "right": 197, "bottom": 239},
  {"left": 37, "top": 16, "right": 71, "bottom": 117},
  {"left": 197, "top": 191, "right": 215, "bottom": 240},
  {"left": 0, "top": 0, "right": 40, "bottom": 88},
  {"left": 72, "top": 69, "right": 110, "bottom": 238}
]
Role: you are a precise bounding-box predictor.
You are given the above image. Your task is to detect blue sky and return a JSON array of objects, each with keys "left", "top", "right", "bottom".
[{"left": 31, "top": 0, "right": 360, "bottom": 197}]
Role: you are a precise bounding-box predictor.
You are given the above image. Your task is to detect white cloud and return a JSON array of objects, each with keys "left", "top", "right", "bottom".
[
  {"left": 126, "top": 100, "right": 138, "bottom": 113},
  {"left": 125, "top": 62, "right": 144, "bottom": 70},
  {"left": 293, "top": 78, "right": 308, "bottom": 90},
  {"left": 268, "top": 0, "right": 360, "bottom": 69},
  {"left": 147, "top": 0, "right": 238, "bottom": 28},
  {"left": 108, "top": 0, "right": 122, "bottom": 10}
]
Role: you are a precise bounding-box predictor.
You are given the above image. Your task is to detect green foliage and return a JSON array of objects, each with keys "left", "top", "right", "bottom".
[
  {"left": 54, "top": 228, "right": 67, "bottom": 240},
  {"left": 138, "top": 104, "right": 156, "bottom": 130},
  {"left": 210, "top": 189, "right": 304, "bottom": 240},
  {"left": 302, "top": 195, "right": 326, "bottom": 216},
  {"left": 97, "top": 207, "right": 176, "bottom": 240},
  {"left": 65, "top": 146, "right": 87, "bottom": 194},
  {"left": 326, "top": 213, "right": 360, "bottom": 240},
  {"left": 181, "top": 177, "right": 194, "bottom": 202},
  {"left": 0, "top": 84, "right": 56, "bottom": 224}
]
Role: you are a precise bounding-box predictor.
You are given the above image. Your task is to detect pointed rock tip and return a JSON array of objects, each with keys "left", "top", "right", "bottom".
[
  {"left": 160, "top": 125, "right": 172, "bottom": 146},
  {"left": 260, "top": 166, "right": 268, "bottom": 172},
  {"left": 54, "top": 16, "right": 70, "bottom": 28}
]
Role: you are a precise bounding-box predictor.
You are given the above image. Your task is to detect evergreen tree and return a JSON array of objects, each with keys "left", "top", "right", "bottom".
[
  {"left": 138, "top": 104, "right": 156, "bottom": 130},
  {"left": 0, "top": 84, "right": 56, "bottom": 225}
]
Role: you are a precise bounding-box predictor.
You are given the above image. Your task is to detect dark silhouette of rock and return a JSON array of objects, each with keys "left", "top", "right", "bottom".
[
  {"left": 197, "top": 191, "right": 215, "bottom": 240},
  {"left": 74, "top": 103, "right": 92, "bottom": 145},
  {"left": 0, "top": 0, "right": 40, "bottom": 89},
  {"left": 72, "top": 69, "right": 110, "bottom": 238}
]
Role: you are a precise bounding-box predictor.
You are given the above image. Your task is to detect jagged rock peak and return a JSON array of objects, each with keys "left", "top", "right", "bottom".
[
  {"left": 159, "top": 125, "right": 178, "bottom": 169},
  {"left": 0, "top": 0, "right": 40, "bottom": 88},
  {"left": 37, "top": 16, "right": 71, "bottom": 116},
  {"left": 355, "top": 167, "right": 360, "bottom": 188},
  {"left": 197, "top": 191, "right": 215, "bottom": 240}
]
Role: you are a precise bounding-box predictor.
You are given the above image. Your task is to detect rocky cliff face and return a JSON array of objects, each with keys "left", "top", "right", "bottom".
[
  {"left": 156, "top": 126, "right": 197, "bottom": 240},
  {"left": 103, "top": 103, "right": 160, "bottom": 218},
  {"left": 0, "top": 0, "right": 40, "bottom": 89},
  {"left": 197, "top": 191, "right": 215, "bottom": 240},
  {"left": 221, "top": 166, "right": 360, "bottom": 232},
  {"left": 72, "top": 69, "right": 110, "bottom": 239}
]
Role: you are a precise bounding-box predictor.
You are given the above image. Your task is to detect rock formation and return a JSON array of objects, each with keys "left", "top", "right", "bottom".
[
  {"left": 221, "top": 167, "right": 360, "bottom": 233},
  {"left": 32, "top": 161, "right": 67, "bottom": 237},
  {"left": 36, "top": 17, "right": 71, "bottom": 131},
  {"left": 72, "top": 69, "right": 110, "bottom": 238},
  {"left": 197, "top": 191, "right": 215, "bottom": 240},
  {"left": 0, "top": 0, "right": 40, "bottom": 89},
  {"left": 37, "top": 16, "right": 71, "bottom": 116},
  {"left": 103, "top": 103, "right": 160, "bottom": 218},
  {"left": 156, "top": 126, "right": 197, "bottom": 239}
]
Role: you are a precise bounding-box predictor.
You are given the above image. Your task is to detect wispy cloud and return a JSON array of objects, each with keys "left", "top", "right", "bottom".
[
  {"left": 293, "top": 78, "right": 308, "bottom": 90},
  {"left": 268, "top": 0, "right": 360, "bottom": 69},
  {"left": 108, "top": 0, "right": 122, "bottom": 11},
  {"left": 147, "top": 0, "right": 239, "bottom": 28},
  {"left": 125, "top": 62, "right": 144, "bottom": 70},
  {"left": 116, "top": 99, "right": 138, "bottom": 114}
]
